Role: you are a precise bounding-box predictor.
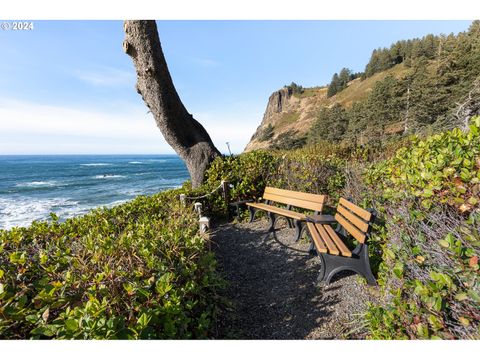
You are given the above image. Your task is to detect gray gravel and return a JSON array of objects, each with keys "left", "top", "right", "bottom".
[{"left": 211, "top": 218, "right": 380, "bottom": 339}]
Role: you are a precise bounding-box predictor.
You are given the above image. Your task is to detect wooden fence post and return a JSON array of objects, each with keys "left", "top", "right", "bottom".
[{"left": 180, "top": 194, "right": 186, "bottom": 206}]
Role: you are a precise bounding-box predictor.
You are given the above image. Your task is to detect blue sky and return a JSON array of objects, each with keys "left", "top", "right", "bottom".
[{"left": 0, "top": 20, "right": 472, "bottom": 155}]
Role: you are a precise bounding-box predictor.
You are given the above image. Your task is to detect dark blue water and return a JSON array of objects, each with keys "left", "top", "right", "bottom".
[{"left": 0, "top": 155, "right": 189, "bottom": 229}]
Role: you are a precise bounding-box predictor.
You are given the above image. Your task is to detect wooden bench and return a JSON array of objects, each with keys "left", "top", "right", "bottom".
[
  {"left": 306, "top": 197, "right": 377, "bottom": 286},
  {"left": 246, "top": 187, "right": 326, "bottom": 241}
]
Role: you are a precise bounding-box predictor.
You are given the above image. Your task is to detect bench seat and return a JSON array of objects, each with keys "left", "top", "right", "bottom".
[
  {"left": 246, "top": 202, "right": 306, "bottom": 221},
  {"left": 306, "top": 222, "right": 352, "bottom": 257}
]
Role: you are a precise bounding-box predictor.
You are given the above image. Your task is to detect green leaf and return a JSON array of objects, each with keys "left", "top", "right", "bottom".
[
  {"left": 137, "top": 313, "right": 151, "bottom": 328},
  {"left": 438, "top": 240, "right": 449, "bottom": 248},
  {"left": 428, "top": 315, "right": 443, "bottom": 331},
  {"left": 385, "top": 248, "right": 396, "bottom": 260},
  {"left": 65, "top": 319, "right": 78, "bottom": 332},
  {"left": 454, "top": 292, "right": 468, "bottom": 301},
  {"left": 393, "top": 262, "right": 404, "bottom": 279},
  {"left": 416, "top": 323, "right": 429, "bottom": 338},
  {"left": 467, "top": 197, "right": 478, "bottom": 205}
]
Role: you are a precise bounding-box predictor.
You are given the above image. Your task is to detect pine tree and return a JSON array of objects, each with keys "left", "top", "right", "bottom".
[{"left": 327, "top": 73, "right": 340, "bottom": 97}]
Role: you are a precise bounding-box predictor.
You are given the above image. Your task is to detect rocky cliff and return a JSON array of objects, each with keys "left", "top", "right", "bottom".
[
  {"left": 244, "top": 64, "right": 411, "bottom": 152},
  {"left": 244, "top": 86, "right": 328, "bottom": 152}
]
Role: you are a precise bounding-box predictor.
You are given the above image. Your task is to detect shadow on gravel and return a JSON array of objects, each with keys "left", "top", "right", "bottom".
[{"left": 212, "top": 220, "right": 342, "bottom": 339}]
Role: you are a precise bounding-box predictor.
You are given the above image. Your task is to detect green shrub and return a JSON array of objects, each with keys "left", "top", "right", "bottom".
[
  {"left": 366, "top": 117, "right": 480, "bottom": 213},
  {"left": 0, "top": 190, "right": 223, "bottom": 339},
  {"left": 363, "top": 117, "right": 480, "bottom": 339}
]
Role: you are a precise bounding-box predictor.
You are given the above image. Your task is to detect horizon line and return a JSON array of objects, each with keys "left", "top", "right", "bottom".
[{"left": 0, "top": 153, "right": 179, "bottom": 156}]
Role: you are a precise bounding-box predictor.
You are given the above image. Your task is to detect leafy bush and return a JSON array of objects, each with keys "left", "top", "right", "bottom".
[
  {"left": 0, "top": 190, "right": 222, "bottom": 339},
  {"left": 363, "top": 117, "right": 480, "bottom": 339},
  {"left": 367, "top": 117, "right": 480, "bottom": 213}
]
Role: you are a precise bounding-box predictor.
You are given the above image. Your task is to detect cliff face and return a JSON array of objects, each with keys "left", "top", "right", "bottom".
[
  {"left": 264, "top": 87, "right": 292, "bottom": 118},
  {"left": 244, "top": 64, "right": 411, "bottom": 152},
  {"left": 244, "top": 86, "right": 327, "bottom": 152}
]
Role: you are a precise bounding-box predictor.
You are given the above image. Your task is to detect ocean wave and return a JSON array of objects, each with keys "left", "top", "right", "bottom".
[
  {"left": 15, "top": 181, "right": 59, "bottom": 188},
  {"left": 105, "top": 199, "right": 129, "bottom": 207},
  {"left": 128, "top": 161, "right": 143, "bottom": 164},
  {"left": 93, "top": 175, "right": 126, "bottom": 179},
  {"left": 120, "top": 189, "right": 144, "bottom": 196},
  {"left": 80, "top": 163, "right": 111, "bottom": 167},
  {"left": 0, "top": 197, "right": 82, "bottom": 229}
]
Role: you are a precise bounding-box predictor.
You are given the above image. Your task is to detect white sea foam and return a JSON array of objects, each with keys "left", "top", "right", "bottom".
[
  {"left": 93, "top": 175, "right": 126, "bottom": 179},
  {"left": 121, "top": 189, "right": 144, "bottom": 196},
  {"left": 80, "top": 163, "right": 111, "bottom": 167},
  {"left": 128, "top": 161, "right": 143, "bottom": 164},
  {"left": 0, "top": 197, "right": 82, "bottom": 229},
  {"left": 105, "top": 199, "right": 129, "bottom": 207},
  {"left": 15, "top": 181, "right": 58, "bottom": 188}
]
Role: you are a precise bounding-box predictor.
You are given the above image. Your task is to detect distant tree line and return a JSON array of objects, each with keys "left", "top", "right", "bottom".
[
  {"left": 309, "top": 21, "right": 480, "bottom": 146},
  {"left": 285, "top": 82, "right": 304, "bottom": 95},
  {"left": 327, "top": 68, "right": 363, "bottom": 98},
  {"left": 364, "top": 32, "right": 450, "bottom": 79}
]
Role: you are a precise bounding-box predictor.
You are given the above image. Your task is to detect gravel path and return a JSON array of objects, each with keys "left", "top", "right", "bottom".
[{"left": 211, "top": 218, "right": 380, "bottom": 339}]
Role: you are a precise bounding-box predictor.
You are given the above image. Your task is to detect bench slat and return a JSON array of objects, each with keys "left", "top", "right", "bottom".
[
  {"left": 315, "top": 223, "right": 339, "bottom": 255},
  {"left": 246, "top": 202, "right": 306, "bottom": 220},
  {"left": 339, "top": 198, "right": 372, "bottom": 222},
  {"left": 263, "top": 193, "right": 324, "bottom": 212},
  {"left": 335, "top": 213, "right": 367, "bottom": 243},
  {"left": 265, "top": 187, "right": 325, "bottom": 203},
  {"left": 307, "top": 222, "right": 327, "bottom": 253},
  {"left": 337, "top": 204, "right": 370, "bottom": 232},
  {"left": 324, "top": 224, "right": 352, "bottom": 257}
]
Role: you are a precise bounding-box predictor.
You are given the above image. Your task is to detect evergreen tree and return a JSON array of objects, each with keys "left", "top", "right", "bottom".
[
  {"left": 327, "top": 73, "right": 340, "bottom": 97},
  {"left": 309, "top": 104, "right": 348, "bottom": 143}
]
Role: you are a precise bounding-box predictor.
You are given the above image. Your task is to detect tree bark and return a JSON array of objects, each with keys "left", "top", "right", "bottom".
[{"left": 123, "top": 20, "right": 221, "bottom": 188}]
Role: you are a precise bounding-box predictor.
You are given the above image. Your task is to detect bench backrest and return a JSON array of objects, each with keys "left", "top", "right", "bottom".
[
  {"left": 334, "top": 198, "right": 374, "bottom": 244},
  {"left": 263, "top": 187, "right": 325, "bottom": 212}
]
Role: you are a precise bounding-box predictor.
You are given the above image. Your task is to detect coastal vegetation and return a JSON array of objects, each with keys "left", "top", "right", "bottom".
[{"left": 0, "top": 191, "right": 222, "bottom": 339}]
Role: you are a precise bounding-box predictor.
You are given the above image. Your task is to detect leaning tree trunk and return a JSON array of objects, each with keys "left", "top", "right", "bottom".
[{"left": 123, "top": 20, "right": 221, "bottom": 188}]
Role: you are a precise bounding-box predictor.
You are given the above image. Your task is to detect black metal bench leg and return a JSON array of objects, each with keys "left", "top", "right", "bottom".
[
  {"left": 248, "top": 207, "right": 257, "bottom": 223},
  {"left": 359, "top": 244, "right": 377, "bottom": 286},
  {"left": 317, "top": 253, "right": 326, "bottom": 282},
  {"left": 293, "top": 220, "right": 303, "bottom": 242},
  {"left": 287, "top": 218, "right": 294, "bottom": 228},
  {"left": 318, "top": 245, "right": 377, "bottom": 286},
  {"left": 268, "top": 212, "right": 276, "bottom": 232}
]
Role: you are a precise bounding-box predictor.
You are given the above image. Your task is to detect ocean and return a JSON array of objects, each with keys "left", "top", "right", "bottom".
[{"left": 0, "top": 155, "right": 189, "bottom": 229}]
